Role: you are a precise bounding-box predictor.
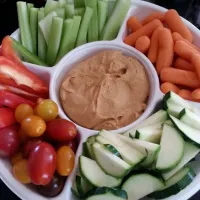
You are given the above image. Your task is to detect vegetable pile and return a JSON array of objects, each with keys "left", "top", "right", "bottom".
[
  {"left": 14, "top": 0, "right": 130, "bottom": 66},
  {"left": 124, "top": 9, "right": 200, "bottom": 103},
  {"left": 72, "top": 91, "right": 200, "bottom": 200}
]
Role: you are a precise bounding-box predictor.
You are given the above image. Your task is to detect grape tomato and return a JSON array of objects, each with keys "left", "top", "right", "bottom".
[
  {"left": 23, "top": 139, "right": 42, "bottom": 158},
  {"left": 15, "top": 104, "right": 33, "bottom": 123},
  {"left": 0, "top": 107, "right": 16, "bottom": 129}
]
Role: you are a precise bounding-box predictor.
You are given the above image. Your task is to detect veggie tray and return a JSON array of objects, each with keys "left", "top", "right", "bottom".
[{"left": 1, "top": 0, "right": 200, "bottom": 200}]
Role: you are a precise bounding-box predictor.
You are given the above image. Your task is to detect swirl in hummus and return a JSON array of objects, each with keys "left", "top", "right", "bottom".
[{"left": 60, "top": 50, "right": 150, "bottom": 130}]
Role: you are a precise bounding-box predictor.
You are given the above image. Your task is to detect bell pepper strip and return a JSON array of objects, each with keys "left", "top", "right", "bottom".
[
  {"left": 0, "top": 108, "right": 16, "bottom": 129},
  {"left": 0, "top": 84, "right": 43, "bottom": 102},
  {"left": 0, "top": 90, "right": 36, "bottom": 109},
  {"left": 0, "top": 56, "right": 48, "bottom": 95}
]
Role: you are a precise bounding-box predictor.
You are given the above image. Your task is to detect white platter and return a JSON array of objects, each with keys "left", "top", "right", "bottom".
[{"left": 1, "top": 1, "right": 200, "bottom": 200}]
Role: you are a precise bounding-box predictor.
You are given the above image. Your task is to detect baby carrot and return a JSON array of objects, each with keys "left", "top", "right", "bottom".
[
  {"left": 174, "top": 40, "right": 199, "bottom": 61},
  {"left": 172, "top": 32, "right": 199, "bottom": 51},
  {"left": 174, "top": 58, "right": 194, "bottom": 71},
  {"left": 135, "top": 36, "right": 150, "bottom": 53},
  {"left": 164, "top": 9, "right": 193, "bottom": 42},
  {"left": 142, "top": 12, "right": 164, "bottom": 25},
  {"left": 160, "top": 82, "right": 180, "bottom": 94},
  {"left": 191, "top": 53, "right": 200, "bottom": 81},
  {"left": 156, "top": 28, "right": 174, "bottom": 74},
  {"left": 147, "top": 26, "right": 163, "bottom": 63},
  {"left": 178, "top": 89, "right": 193, "bottom": 101},
  {"left": 160, "top": 68, "right": 200, "bottom": 89},
  {"left": 127, "top": 16, "right": 142, "bottom": 32},
  {"left": 124, "top": 19, "right": 163, "bottom": 46},
  {"left": 192, "top": 88, "right": 200, "bottom": 100}
]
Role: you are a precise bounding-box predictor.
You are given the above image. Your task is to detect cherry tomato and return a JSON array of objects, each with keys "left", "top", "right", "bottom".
[
  {"left": 36, "top": 173, "right": 65, "bottom": 197},
  {"left": 10, "top": 151, "right": 24, "bottom": 166},
  {"left": 28, "top": 142, "right": 56, "bottom": 185},
  {"left": 35, "top": 99, "right": 58, "bottom": 122},
  {"left": 47, "top": 119, "right": 77, "bottom": 143},
  {"left": 56, "top": 146, "right": 75, "bottom": 176},
  {"left": 23, "top": 139, "right": 42, "bottom": 158},
  {"left": 0, "top": 108, "right": 16, "bottom": 129},
  {"left": 18, "top": 128, "right": 29, "bottom": 144},
  {"left": 37, "top": 98, "right": 45, "bottom": 104},
  {"left": 13, "top": 159, "right": 31, "bottom": 184},
  {"left": 15, "top": 104, "right": 34, "bottom": 123},
  {"left": 0, "top": 125, "right": 20, "bottom": 157},
  {"left": 57, "top": 139, "right": 77, "bottom": 153},
  {"left": 21, "top": 115, "right": 46, "bottom": 137}
]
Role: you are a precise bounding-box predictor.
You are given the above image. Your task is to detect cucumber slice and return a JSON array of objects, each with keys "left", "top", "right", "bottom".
[
  {"left": 99, "top": 130, "right": 146, "bottom": 167},
  {"left": 165, "top": 120, "right": 174, "bottom": 126},
  {"left": 96, "top": 135, "right": 111, "bottom": 145},
  {"left": 149, "top": 167, "right": 196, "bottom": 199},
  {"left": 179, "top": 108, "right": 200, "bottom": 130},
  {"left": 76, "top": 7, "right": 93, "bottom": 47},
  {"left": 156, "top": 124, "right": 184, "bottom": 172},
  {"left": 83, "top": 136, "right": 96, "bottom": 159},
  {"left": 46, "top": 17, "right": 63, "bottom": 66},
  {"left": 165, "top": 101, "right": 184, "bottom": 118},
  {"left": 86, "top": 187, "right": 128, "bottom": 200},
  {"left": 80, "top": 156, "right": 122, "bottom": 187},
  {"left": 105, "top": 144, "right": 121, "bottom": 158},
  {"left": 65, "top": 3, "right": 75, "bottom": 18},
  {"left": 107, "top": 132, "right": 160, "bottom": 167},
  {"left": 162, "top": 142, "right": 200, "bottom": 180},
  {"left": 93, "top": 143, "right": 131, "bottom": 178},
  {"left": 39, "top": 11, "right": 57, "bottom": 43},
  {"left": 101, "top": 0, "right": 130, "bottom": 40},
  {"left": 124, "top": 110, "right": 167, "bottom": 137},
  {"left": 122, "top": 173, "right": 164, "bottom": 200},
  {"left": 169, "top": 115, "right": 200, "bottom": 146},
  {"left": 135, "top": 123, "right": 163, "bottom": 144}
]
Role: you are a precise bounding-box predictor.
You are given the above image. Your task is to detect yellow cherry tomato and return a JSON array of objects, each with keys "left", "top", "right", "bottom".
[
  {"left": 21, "top": 115, "right": 46, "bottom": 137},
  {"left": 10, "top": 152, "right": 24, "bottom": 166},
  {"left": 15, "top": 104, "right": 34, "bottom": 123}
]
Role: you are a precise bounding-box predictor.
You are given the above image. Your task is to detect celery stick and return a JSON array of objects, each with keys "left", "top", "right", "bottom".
[
  {"left": 12, "top": 38, "right": 47, "bottom": 66},
  {"left": 38, "top": 10, "right": 47, "bottom": 62},
  {"left": 55, "top": 8, "right": 65, "bottom": 19},
  {"left": 65, "top": 3, "right": 75, "bottom": 18},
  {"left": 44, "top": 0, "right": 60, "bottom": 15},
  {"left": 39, "top": 11, "right": 57, "bottom": 43},
  {"left": 84, "top": 0, "right": 98, "bottom": 42},
  {"left": 56, "top": 19, "right": 73, "bottom": 63},
  {"left": 74, "top": 0, "right": 85, "bottom": 8},
  {"left": 59, "top": 0, "right": 67, "bottom": 6},
  {"left": 101, "top": 0, "right": 130, "bottom": 40},
  {"left": 68, "top": 16, "right": 81, "bottom": 50},
  {"left": 108, "top": 0, "right": 116, "bottom": 16},
  {"left": 27, "top": 3, "right": 34, "bottom": 20},
  {"left": 17, "top": 2, "right": 33, "bottom": 52},
  {"left": 47, "top": 17, "right": 63, "bottom": 66},
  {"left": 98, "top": 0, "right": 108, "bottom": 37},
  {"left": 76, "top": 7, "right": 93, "bottom": 47},
  {"left": 30, "top": 8, "right": 38, "bottom": 55},
  {"left": 75, "top": 8, "right": 85, "bottom": 16}
]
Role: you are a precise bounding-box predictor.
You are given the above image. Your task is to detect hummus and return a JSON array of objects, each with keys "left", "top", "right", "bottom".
[{"left": 60, "top": 50, "right": 150, "bottom": 130}]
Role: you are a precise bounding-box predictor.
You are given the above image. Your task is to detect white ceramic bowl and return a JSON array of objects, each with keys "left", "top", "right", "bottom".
[{"left": 1, "top": 1, "right": 200, "bottom": 200}]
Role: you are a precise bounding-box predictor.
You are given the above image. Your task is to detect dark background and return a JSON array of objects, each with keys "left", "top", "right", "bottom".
[{"left": 0, "top": 0, "right": 200, "bottom": 199}]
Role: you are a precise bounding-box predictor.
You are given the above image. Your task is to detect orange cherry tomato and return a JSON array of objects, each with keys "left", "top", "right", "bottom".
[
  {"left": 56, "top": 146, "right": 75, "bottom": 176},
  {"left": 34, "top": 99, "right": 58, "bottom": 122},
  {"left": 15, "top": 104, "right": 34, "bottom": 123},
  {"left": 10, "top": 151, "right": 23, "bottom": 166},
  {"left": 21, "top": 115, "right": 46, "bottom": 137},
  {"left": 13, "top": 159, "right": 31, "bottom": 184}
]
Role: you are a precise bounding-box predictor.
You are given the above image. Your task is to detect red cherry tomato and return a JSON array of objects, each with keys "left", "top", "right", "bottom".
[
  {"left": 28, "top": 142, "right": 56, "bottom": 185},
  {"left": 57, "top": 139, "right": 77, "bottom": 153},
  {"left": 46, "top": 119, "right": 77, "bottom": 143},
  {"left": 0, "top": 125, "right": 20, "bottom": 157},
  {"left": 23, "top": 139, "right": 42, "bottom": 158},
  {"left": 0, "top": 108, "right": 16, "bottom": 129}
]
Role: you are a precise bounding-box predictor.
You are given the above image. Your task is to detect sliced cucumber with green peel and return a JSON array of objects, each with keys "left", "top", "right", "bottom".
[
  {"left": 149, "top": 167, "right": 195, "bottom": 199},
  {"left": 179, "top": 108, "right": 200, "bottom": 130},
  {"left": 92, "top": 143, "right": 131, "bottom": 178},
  {"left": 165, "top": 101, "right": 184, "bottom": 118},
  {"left": 104, "top": 144, "right": 121, "bottom": 158},
  {"left": 162, "top": 142, "right": 200, "bottom": 180},
  {"left": 155, "top": 124, "right": 184, "bottom": 172},
  {"left": 83, "top": 136, "right": 96, "bottom": 159},
  {"left": 169, "top": 115, "right": 200, "bottom": 146},
  {"left": 86, "top": 187, "right": 128, "bottom": 200},
  {"left": 135, "top": 123, "right": 162, "bottom": 144},
  {"left": 122, "top": 173, "right": 164, "bottom": 200},
  {"left": 124, "top": 110, "right": 167, "bottom": 137},
  {"left": 80, "top": 156, "right": 122, "bottom": 187}
]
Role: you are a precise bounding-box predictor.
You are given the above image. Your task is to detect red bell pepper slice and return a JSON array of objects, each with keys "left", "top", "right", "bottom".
[
  {"left": 0, "top": 90, "right": 36, "bottom": 109},
  {"left": 0, "top": 84, "right": 43, "bottom": 102},
  {"left": 0, "top": 108, "right": 16, "bottom": 129},
  {"left": 0, "top": 56, "right": 48, "bottom": 95}
]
